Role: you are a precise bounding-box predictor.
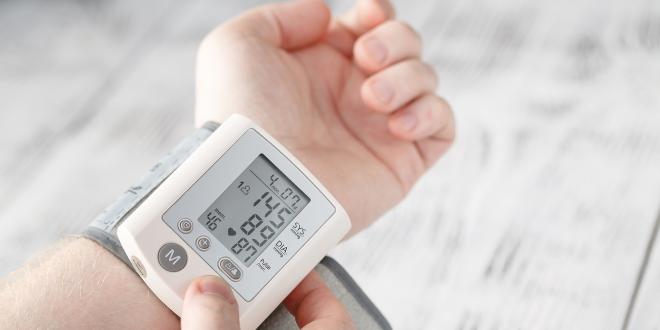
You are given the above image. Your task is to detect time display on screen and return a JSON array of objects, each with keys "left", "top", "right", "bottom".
[{"left": 198, "top": 154, "right": 310, "bottom": 266}]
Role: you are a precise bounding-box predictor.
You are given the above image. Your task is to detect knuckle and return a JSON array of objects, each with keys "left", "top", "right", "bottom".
[
  {"left": 418, "top": 94, "right": 445, "bottom": 118},
  {"left": 427, "top": 95, "right": 450, "bottom": 116},
  {"left": 405, "top": 61, "right": 437, "bottom": 88},
  {"left": 421, "top": 62, "right": 439, "bottom": 87},
  {"left": 392, "top": 20, "right": 422, "bottom": 45},
  {"left": 433, "top": 96, "right": 456, "bottom": 141},
  {"left": 437, "top": 96, "right": 452, "bottom": 112},
  {"left": 379, "top": 0, "right": 397, "bottom": 19},
  {"left": 421, "top": 95, "right": 440, "bottom": 118}
]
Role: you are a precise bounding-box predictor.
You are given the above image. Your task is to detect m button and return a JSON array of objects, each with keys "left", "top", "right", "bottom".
[{"left": 158, "top": 243, "right": 188, "bottom": 272}]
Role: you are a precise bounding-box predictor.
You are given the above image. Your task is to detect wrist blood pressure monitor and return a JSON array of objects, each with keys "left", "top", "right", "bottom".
[{"left": 114, "top": 114, "right": 351, "bottom": 329}]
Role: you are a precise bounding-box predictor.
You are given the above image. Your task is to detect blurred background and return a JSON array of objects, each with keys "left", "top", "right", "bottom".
[{"left": 1, "top": 0, "right": 660, "bottom": 329}]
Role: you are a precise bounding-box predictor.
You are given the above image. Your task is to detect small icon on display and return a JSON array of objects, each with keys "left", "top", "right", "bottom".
[
  {"left": 237, "top": 181, "right": 250, "bottom": 195},
  {"left": 228, "top": 227, "right": 237, "bottom": 236}
]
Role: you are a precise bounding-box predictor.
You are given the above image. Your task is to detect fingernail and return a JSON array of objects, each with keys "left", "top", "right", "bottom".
[
  {"left": 198, "top": 276, "right": 235, "bottom": 303},
  {"left": 370, "top": 79, "right": 394, "bottom": 105},
  {"left": 397, "top": 112, "right": 418, "bottom": 131},
  {"left": 363, "top": 38, "right": 387, "bottom": 64}
]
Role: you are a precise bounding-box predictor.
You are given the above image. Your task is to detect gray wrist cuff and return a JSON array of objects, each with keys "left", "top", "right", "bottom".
[{"left": 82, "top": 122, "right": 220, "bottom": 268}]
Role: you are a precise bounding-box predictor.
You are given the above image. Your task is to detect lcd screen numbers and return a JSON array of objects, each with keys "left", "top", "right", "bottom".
[{"left": 198, "top": 154, "right": 310, "bottom": 266}]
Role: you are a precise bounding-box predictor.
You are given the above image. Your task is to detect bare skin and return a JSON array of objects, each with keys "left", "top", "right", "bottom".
[
  {"left": 195, "top": 0, "right": 454, "bottom": 236},
  {"left": 0, "top": 0, "right": 454, "bottom": 328}
]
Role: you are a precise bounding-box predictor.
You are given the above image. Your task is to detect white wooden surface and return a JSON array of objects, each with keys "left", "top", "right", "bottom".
[{"left": 1, "top": 0, "right": 660, "bottom": 329}]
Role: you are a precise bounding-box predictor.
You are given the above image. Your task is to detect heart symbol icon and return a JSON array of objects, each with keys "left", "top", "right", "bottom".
[{"left": 228, "top": 227, "right": 236, "bottom": 236}]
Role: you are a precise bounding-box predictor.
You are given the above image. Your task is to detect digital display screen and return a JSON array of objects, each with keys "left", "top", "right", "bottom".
[{"left": 198, "top": 154, "right": 310, "bottom": 266}]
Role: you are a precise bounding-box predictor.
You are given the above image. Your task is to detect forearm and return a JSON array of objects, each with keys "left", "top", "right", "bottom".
[{"left": 0, "top": 238, "right": 178, "bottom": 329}]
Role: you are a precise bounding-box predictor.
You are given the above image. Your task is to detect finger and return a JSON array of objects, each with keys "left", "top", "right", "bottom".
[
  {"left": 323, "top": 20, "right": 357, "bottom": 56},
  {"left": 361, "top": 60, "right": 438, "bottom": 113},
  {"left": 326, "top": 0, "right": 395, "bottom": 56},
  {"left": 181, "top": 276, "right": 240, "bottom": 330},
  {"left": 416, "top": 126, "right": 456, "bottom": 168},
  {"left": 354, "top": 20, "right": 422, "bottom": 73},
  {"left": 388, "top": 93, "right": 454, "bottom": 140},
  {"left": 389, "top": 94, "right": 455, "bottom": 167},
  {"left": 283, "top": 271, "right": 354, "bottom": 329},
  {"left": 338, "top": 0, "right": 395, "bottom": 36},
  {"left": 222, "top": 0, "right": 331, "bottom": 50}
]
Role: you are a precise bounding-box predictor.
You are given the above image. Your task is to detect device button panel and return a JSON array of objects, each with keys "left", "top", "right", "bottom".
[
  {"left": 157, "top": 243, "right": 188, "bottom": 272},
  {"left": 218, "top": 257, "right": 242, "bottom": 281}
]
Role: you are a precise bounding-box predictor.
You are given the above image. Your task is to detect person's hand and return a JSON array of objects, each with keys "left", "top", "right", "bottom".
[
  {"left": 195, "top": 0, "right": 454, "bottom": 235},
  {"left": 181, "top": 273, "right": 353, "bottom": 329}
]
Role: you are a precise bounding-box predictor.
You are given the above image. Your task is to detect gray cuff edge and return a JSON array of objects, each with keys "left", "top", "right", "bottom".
[
  {"left": 320, "top": 256, "right": 392, "bottom": 330},
  {"left": 82, "top": 227, "right": 132, "bottom": 269}
]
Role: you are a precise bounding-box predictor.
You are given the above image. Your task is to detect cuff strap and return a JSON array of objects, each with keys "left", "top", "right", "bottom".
[{"left": 82, "top": 122, "right": 220, "bottom": 268}]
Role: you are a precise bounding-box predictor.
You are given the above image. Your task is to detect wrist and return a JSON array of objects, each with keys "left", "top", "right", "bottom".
[
  {"left": 73, "top": 238, "right": 180, "bottom": 328},
  {"left": 0, "top": 238, "right": 178, "bottom": 329}
]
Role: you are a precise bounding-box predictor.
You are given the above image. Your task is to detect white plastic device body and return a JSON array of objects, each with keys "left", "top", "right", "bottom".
[{"left": 117, "top": 114, "right": 351, "bottom": 330}]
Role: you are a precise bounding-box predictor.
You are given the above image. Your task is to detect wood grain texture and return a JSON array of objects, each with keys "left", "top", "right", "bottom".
[{"left": 1, "top": 0, "right": 659, "bottom": 329}]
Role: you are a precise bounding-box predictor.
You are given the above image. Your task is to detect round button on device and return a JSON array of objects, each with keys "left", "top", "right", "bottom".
[
  {"left": 177, "top": 218, "right": 193, "bottom": 234},
  {"left": 158, "top": 243, "right": 188, "bottom": 272},
  {"left": 218, "top": 257, "right": 242, "bottom": 281},
  {"left": 196, "top": 236, "right": 211, "bottom": 251}
]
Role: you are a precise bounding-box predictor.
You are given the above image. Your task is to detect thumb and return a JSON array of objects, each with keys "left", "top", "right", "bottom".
[
  {"left": 181, "top": 276, "right": 240, "bottom": 330},
  {"left": 223, "top": 0, "right": 331, "bottom": 50}
]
